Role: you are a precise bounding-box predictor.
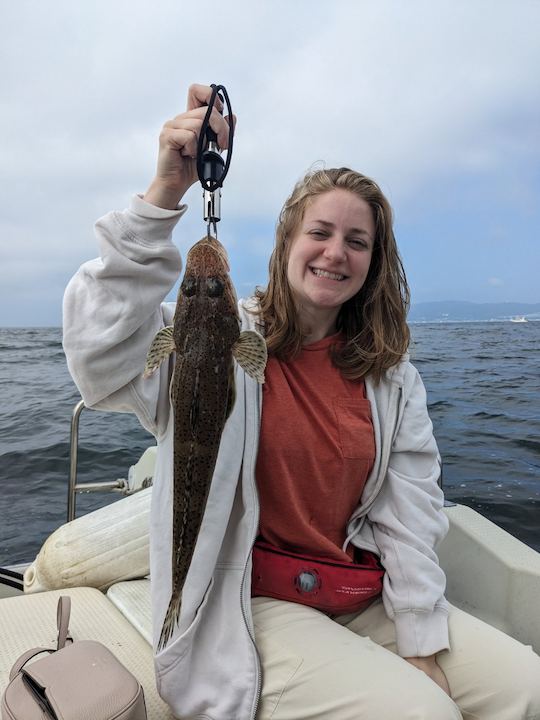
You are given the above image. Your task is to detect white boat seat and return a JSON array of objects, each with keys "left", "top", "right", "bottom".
[
  {"left": 0, "top": 586, "right": 175, "bottom": 720},
  {"left": 107, "top": 578, "right": 153, "bottom": 644}
]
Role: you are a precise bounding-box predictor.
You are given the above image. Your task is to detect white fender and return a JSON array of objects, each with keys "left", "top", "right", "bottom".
[{"left": 24, "top": 486, "right": 152, "bottom": 594}]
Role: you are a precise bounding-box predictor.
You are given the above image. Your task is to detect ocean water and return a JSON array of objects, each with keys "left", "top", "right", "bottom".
[{"left": 0, "top": 322, "right": 538, "bottom": 566}]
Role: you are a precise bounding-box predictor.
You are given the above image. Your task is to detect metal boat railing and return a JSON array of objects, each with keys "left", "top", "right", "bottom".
[{"left": 68, "top": 400, "right": 128, "bottom": 522}]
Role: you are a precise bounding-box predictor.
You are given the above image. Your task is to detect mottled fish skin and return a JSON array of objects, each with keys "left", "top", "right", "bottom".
[{"left": 158, "top": 236, "right": 240, "bottom": 650}]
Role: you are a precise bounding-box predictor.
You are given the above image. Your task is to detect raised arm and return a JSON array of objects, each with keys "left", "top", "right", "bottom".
[
  {"left": 63, "top": 196, "right": 184, "bottom": 436},
  {"left": 63, "top": 83, "right": 235, "bottom": 436}
]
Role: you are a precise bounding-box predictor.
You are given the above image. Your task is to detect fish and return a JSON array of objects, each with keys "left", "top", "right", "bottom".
[{"left": 144, "top": 235, "right": 267, "bottom": 650}]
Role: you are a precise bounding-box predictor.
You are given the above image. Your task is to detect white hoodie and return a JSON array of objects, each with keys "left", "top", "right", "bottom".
[{"left": 63, "top": 195, "right": 450, "bottom": 720}]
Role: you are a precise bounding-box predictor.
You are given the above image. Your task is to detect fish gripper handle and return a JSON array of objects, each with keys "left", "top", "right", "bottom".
[{"left": 196, "top": 84, "right": 234, "bottom": 195}]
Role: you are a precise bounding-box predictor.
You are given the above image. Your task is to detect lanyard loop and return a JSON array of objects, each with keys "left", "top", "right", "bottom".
[{"left": 196, "top": 84, "right": 234, "bottom": 193}]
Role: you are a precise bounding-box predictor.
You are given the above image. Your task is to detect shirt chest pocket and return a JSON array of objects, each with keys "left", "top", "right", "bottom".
[{"left": 333, "top": 397, "right": 376, "bottom": 461}]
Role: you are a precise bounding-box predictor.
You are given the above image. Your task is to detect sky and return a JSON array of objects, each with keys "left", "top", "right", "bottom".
[{"left": 1, "top": 0, "right": 539, "bottom": 326}]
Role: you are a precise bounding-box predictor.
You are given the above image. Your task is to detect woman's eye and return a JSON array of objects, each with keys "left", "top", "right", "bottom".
[
  {"left": 310, "top": 230, "right": 327, "bottom": 238},
  {"left": 348, "top": 238, "right": 368, "bottom": 249}
]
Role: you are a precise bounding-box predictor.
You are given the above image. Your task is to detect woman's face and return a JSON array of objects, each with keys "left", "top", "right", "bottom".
[{"left": 286, "top": 189, "right": 374, "bottom": 329}]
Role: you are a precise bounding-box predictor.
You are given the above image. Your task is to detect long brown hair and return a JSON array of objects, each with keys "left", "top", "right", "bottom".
[{"left": 254, "top": 167, "right": 410, "bottom": 382}]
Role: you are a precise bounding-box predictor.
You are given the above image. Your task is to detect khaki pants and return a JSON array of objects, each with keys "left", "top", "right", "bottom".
[{"left": 252, "top": 596, "right": 540, "bottom": 719}]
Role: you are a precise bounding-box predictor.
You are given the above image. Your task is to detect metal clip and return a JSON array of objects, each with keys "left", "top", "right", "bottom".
[
  {"left": 204, "top": 187, "right": 221, "bottom": 239},
  {"left": 202, "top": 137, "right": 222, "bottom": 238}
]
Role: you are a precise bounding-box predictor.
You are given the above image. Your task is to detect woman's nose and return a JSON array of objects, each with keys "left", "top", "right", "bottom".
[{"left": 323, "top": 236, "right": 346, "bottom": 262}]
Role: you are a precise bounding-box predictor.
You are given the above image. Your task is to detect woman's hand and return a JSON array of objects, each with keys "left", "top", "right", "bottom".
[
  {"left": 144, "top": 83, "right": 236, "bottom": 210},
  {"left": 404, "top": 654, "right": 451, "bottom": 696}
]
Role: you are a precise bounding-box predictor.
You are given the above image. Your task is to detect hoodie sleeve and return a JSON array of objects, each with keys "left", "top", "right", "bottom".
[
  {"left": 62, "top": 194, "right": 186, "bottom": 437},
  {"left": 367, "top": 366, "right": 450, "bottom": 658}
]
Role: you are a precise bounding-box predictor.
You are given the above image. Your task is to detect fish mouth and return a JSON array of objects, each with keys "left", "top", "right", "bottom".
[
  {"left": 189, "top": 237, "right": 231, "bottom": 273},
  {"left": 309, "top": 266, "right": 348, "bottom": 281},
  {"left": 202, "top": 237, "right": 229, "bottom": 272}
]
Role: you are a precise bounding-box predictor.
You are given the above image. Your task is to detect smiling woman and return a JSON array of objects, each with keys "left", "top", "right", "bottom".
[
  {"left": 61, "top": 85, "right": 540, "bottom": 720},
  {"left": 286, "top": 189, "right": 374, "bottom": 342},
  {"left": 256, "top": 168, "right": 411, "bottom": 381}
]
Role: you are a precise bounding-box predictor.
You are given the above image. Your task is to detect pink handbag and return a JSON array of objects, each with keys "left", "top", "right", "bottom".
[{"left": 1, "top": 596, "right": 147, "bottom": 720}]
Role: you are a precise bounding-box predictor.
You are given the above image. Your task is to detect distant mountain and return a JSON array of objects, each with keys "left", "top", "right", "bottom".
[{"left": 408, "top": 301, "right": 540, "bottom": 323}]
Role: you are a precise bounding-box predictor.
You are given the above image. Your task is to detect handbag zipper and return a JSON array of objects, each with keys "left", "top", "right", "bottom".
[{"left": 22, "top": 674, "right": 56, "bottom": 717}]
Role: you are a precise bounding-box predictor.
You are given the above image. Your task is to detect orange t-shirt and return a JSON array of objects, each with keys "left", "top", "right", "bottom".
[{"left": 255, "top": 333, "right": 376, "bottom": 563}]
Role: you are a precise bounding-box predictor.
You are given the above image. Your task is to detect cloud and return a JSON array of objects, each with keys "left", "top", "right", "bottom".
[
  {"left": 1, "top": 1, "right": 540, "bottom": 323},
  {"left": 487, "top": 277, "right": 504, "bottom": 287},
  {"left": 4, "top": 2, "right": 540, "bottom": 205}
]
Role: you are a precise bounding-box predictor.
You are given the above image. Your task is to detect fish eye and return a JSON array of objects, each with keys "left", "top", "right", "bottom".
[
  {"left": 206, "top": 277, "right": 224, "bottom": 297},
  {"left": 182, "top": 276, "right": 198, "bottom": 297}
]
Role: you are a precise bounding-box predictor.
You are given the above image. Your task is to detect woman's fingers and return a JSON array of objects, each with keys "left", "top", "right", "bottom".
[
  {"left": 144, "top": 84, "right": 233, "bottom": 208},
  {"left": 159, "top": 126, "right": 199, "bottom": 158},
  {"left": 164, "top": 107, "right": 233, "bottom": 149},
  {"left": 224, "top": 114, "right": 237, "bottom": 137},
  {"left": 186, "top": 83, "right": 224, "bottom": 113},
  {"left": 404, "top": 656, "right": 451, "bottom": 697}
]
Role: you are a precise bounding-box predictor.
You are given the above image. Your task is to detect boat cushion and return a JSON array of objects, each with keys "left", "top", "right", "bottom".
[
  {"left": 0, "top": 586, "right": 174, "bottom": 719},
  {"left": 107, "top": 579, "right": 153, "bottom": 644}
]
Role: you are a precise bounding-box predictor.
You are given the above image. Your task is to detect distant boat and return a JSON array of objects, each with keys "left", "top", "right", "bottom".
[{"left": 510, "top": 315, "right": 528, "bottom": 323}]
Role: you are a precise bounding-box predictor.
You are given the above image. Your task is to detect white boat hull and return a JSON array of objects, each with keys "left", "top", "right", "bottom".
[{"left": 440, "top": 504, "right": 540, "bottom": 652}]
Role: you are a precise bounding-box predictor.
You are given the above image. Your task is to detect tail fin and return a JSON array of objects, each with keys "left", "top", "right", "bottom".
[{"left": 157, "top": 592, "right": 182, "bottom": 651}]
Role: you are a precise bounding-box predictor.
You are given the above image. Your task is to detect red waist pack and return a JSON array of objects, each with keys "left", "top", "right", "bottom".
[{"left": 251, "top": 540, "right": 384, "bottom": 615}]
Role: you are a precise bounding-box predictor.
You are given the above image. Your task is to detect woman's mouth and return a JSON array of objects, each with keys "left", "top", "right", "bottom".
[{"left": 309, "top": 266, "right": 346, "bottom": 281}]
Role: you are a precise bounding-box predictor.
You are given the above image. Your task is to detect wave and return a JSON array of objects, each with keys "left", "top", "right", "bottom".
[
  {"left": 471, "top": 411, "right": 507, "bottom": 420},
  {"left": 511, "top": 437, "right": 540, "bottom": 454},
  {"left": 429, "top": 400, "right": 454, "bottom": 409}
]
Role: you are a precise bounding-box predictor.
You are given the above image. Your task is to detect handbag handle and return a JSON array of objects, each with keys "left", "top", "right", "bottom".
[
  {"left": 56, "top": 595, "right": 72, "bottom": 650},
  {"left": 9, "top": 647, "right": 53, "bottom": 681},
  {"left": 9, "top": 596, "right": 73, "bottom": 681}
]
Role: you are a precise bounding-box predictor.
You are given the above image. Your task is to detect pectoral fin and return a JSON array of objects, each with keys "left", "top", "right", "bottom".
[
  {"left": 144, "top": 326, "right": 175, "bottom": 378},
  {"left": 232, "top": 330, "right": 267, "bottom": 383}
]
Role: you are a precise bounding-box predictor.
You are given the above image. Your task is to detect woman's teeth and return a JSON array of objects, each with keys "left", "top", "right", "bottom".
[{"left": 310, "top": 267, "right": 345, "bottom": 281}]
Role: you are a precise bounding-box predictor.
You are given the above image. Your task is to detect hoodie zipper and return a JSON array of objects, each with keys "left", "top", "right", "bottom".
[
  {"left": 241, "top": 549, "right": 262, "bottom": 720},
  {"left": 241, "top": 378, "right": 263, "bottom": 720}
]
